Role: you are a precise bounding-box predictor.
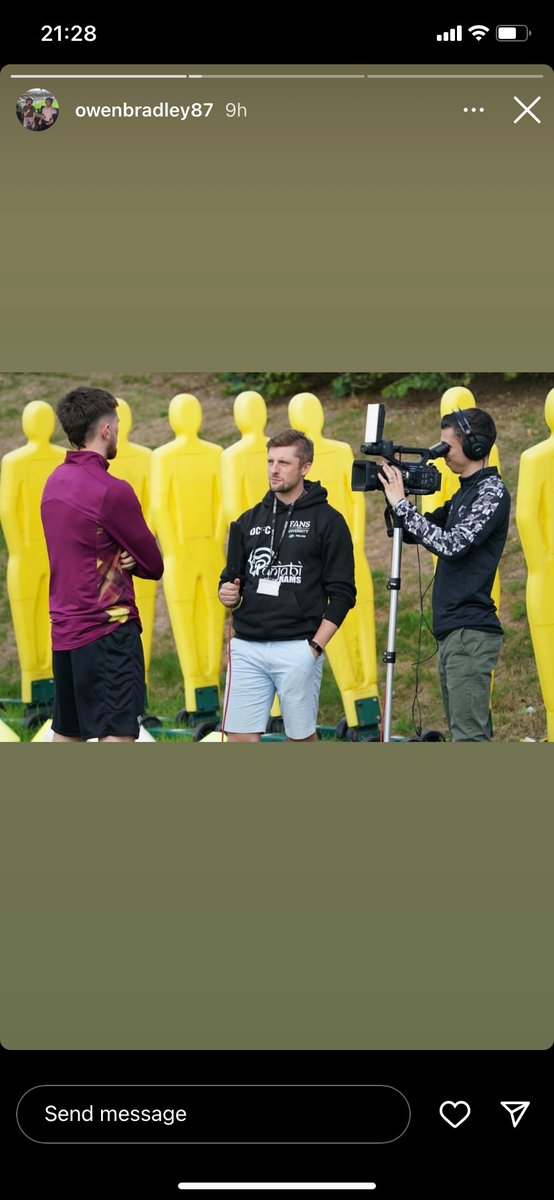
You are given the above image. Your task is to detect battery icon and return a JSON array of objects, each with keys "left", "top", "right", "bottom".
[{"left": 496, "top": 25, "right": 529, "bottom": 41}]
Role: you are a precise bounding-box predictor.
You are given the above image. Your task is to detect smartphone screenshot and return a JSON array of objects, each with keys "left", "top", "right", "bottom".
[{"left": 1, "top": 16, "right": 552, "bottom": 1198}]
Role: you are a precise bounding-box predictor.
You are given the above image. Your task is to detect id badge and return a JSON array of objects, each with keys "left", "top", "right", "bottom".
[{"left": 257, "top": 578, "right": 280, "bottom": 596}]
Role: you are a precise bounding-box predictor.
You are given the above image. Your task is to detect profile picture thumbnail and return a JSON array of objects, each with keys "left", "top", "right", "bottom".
[{"left": 16, "top": 89, "right": 59, "bottom": 133}]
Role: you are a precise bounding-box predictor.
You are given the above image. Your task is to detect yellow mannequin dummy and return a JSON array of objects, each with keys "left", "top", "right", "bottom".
[
  {"left": 150, "top": 394, "right": 225, "bottom": 716},
  {"left": 0, "top": 401, "right": 64, "bottom": 701},
  {"left": 516, "top": 389, "right": 554, "bottom": 741},
  {"left": 107, "top": 398, "right": 157, "bottom": 684},
  {"left": 288, "top": 392, "right": 380, "bottom": 732},
  {"left": 222, "top": 390, "right": 286, "bottom": 723},
  {"left": 221, "top": 392, "right": 269, "bottom": 524},
  {"left": 421, "top": 386, "right": 501, "bottom": 616}
]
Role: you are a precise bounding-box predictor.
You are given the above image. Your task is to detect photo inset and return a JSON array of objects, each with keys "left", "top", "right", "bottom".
[{"left": 16, "top": 89, "right": 59, "bottom": 132}]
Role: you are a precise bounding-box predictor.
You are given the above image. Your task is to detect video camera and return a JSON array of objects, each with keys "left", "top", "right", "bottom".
[{"left": 351, "top": 404, "right": 448, "bottom": 496}]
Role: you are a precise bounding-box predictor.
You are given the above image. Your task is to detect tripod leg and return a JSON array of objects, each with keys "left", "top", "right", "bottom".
[{"left": 382, "top": 524, "right": 403, "bottom": 743}]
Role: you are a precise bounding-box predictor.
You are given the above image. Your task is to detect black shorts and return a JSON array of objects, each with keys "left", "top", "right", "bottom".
[{"left": 52, "top": 622, "right": 146, "bottom": 740}]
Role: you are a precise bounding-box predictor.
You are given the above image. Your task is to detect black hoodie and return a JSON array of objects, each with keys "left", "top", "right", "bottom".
[
  {"left": 220, "top": 479, "right": 356, "bottom": 641},
  {"left": 393, "top": 467, "right": 511, "bottom": 639}
]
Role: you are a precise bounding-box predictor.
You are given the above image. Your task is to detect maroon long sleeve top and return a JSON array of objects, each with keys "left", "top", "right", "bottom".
[{"left": 41, "top": 450, "right": 163, "bottom": 650}]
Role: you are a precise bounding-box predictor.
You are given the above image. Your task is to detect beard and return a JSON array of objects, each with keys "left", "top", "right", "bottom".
[{"left": 270, "top": 477, "right": 301, "bottom": 493}]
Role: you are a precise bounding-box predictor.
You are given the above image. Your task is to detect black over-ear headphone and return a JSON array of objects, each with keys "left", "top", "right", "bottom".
[{"left": 452, "top": 409, "right": 490, "bottom": 461}]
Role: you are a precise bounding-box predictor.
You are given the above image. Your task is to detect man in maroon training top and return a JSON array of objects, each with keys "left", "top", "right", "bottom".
[{"left": 41, "top": 386, "right": 164, "bottom": 742}]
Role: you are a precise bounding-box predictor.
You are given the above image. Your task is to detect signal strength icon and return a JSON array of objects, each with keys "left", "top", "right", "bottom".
[
  {"left": 437, "top": 25, "right": 462, "bottom": 41},
  {"left": 468, "top": 25, "right": 490, "bottom": 41}
]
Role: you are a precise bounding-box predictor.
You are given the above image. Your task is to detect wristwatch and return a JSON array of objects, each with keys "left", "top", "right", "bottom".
[{"left": 307, "top": 639, "right": 324, "bottom": 656}]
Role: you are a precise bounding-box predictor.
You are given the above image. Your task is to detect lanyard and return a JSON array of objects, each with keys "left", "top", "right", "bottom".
[{"left": 267, "top": 494, "right": 301, "bottom": 566}]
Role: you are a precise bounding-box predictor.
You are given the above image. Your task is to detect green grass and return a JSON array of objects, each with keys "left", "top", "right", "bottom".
[
  {"left": 317, "top": 662, "right": 344, "bottom": 727},
  {"left": 0, "top": 702, "right": 36, "bottom": 742},
  {"left": 510, "top": 599, "right": 527, "bottom": 622},
  {"left": 371, "top": 568, "right": 387, "bottom": 586}
]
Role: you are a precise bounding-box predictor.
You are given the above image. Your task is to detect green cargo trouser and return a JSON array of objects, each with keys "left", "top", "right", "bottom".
[{"left": 437, "top": 627, "right": 503, "bottom": 742}]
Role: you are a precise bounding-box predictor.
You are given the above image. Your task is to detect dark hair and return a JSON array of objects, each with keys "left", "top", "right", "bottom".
[
  {"left": 266, "top": 428, "right": 314, "bottom": 465},
  {"left": 441, "top": 407, "right": 497, "bottom": 457},
  {"left": 56, "top": 386, "right": 118, "bottom": 448}
]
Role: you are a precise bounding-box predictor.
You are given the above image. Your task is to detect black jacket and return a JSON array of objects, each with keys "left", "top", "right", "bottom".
[
  {"left": 393, "top": 467, "right": 511, "bottom": 639},
  {"left": 220, "top": 480, "right": 356, "bottom": 641}
]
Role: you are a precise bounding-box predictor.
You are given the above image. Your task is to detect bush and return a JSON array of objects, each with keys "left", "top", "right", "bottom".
[
  {"left": 332, "top": 372, "right": 471, "bottom": 399},
  {"left": 218, "top": 372, "right": 332, "bottom": 400},
  {"left": 219, "top": 371, "right": 537, "bottom": 403}
]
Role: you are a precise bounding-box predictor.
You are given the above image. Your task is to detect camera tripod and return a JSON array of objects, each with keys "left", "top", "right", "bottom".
[
  {"left": 381, "top": 508, "right": 444, "bottom": 743},
  {"left": 382, "top": 510, "right": 405, "bottom": 742}
]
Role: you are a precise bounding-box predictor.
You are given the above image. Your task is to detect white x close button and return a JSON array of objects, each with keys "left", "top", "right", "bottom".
[{"left": 513, "top": 95, "right": 541, "bottom": 124}]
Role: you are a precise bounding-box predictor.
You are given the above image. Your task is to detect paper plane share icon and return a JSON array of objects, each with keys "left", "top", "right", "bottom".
[{"left": 500, "top": 1101, "right": 530, "bottom": 1128}]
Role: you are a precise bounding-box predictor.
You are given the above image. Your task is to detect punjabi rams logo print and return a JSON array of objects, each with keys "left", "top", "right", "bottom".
[
  {"left": 248, "top": 547, "right": 274, "bottom": 577},
  {"left": 247, "top": 547, "right": 303, "bottom": 584}
]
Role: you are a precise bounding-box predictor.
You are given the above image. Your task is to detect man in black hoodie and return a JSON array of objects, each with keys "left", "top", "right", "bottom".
[
  {"left": 379, "top": 408, "right": 511, "bottom": 741},
  {"left": 218, "top": 429, "right": 356, "bottom": 742}
]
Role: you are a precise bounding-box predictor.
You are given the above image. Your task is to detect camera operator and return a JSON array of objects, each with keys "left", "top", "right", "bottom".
[{"left": 378, "top": 408, "right": 510, "bottom": 742}]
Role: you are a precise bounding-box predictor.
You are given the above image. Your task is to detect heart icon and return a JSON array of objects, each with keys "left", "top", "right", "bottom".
[{"left": 439, "top": 1100, "right": 471, "bottom": 1128}]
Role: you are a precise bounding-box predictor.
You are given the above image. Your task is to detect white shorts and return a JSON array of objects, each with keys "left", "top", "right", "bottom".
[{"left": 223, "top": 637, "right": 324, "bottom": 739}]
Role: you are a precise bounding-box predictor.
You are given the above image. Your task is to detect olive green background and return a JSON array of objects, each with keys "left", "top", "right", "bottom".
[
  {"left": 0, "top": 746, "right": 551, "bottom": 1049},
  {"left": 1, "top": 63, "right": 552, "bottom": 367},
  {"left": 0, "top": 63, "right": 552, "bottom": 1049}
]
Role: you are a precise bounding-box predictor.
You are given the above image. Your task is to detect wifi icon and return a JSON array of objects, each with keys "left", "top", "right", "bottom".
[{"left": 468, "top": 24, "right": 490, "bottom": 40}]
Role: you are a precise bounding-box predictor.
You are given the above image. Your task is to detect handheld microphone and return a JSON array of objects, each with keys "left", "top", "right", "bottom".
[
  {"left": 226, "top": 521, "right": 243, "bottom": 579},
  {"left": 221, "top": 522, "right": 244, "bottom": 743}
]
